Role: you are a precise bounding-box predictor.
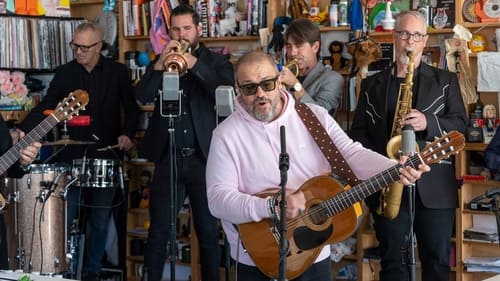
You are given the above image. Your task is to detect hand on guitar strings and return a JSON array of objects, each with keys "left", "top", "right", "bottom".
[
  {"left": 281, "top": 191, "right": 307, "bottom": 219},
  {"left": 397, "top": 155, "right": 430, "bottom": 186}
]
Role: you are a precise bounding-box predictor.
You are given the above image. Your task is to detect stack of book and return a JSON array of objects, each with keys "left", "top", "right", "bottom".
[{"left": 464, "top": 257, "right": 500, "bottom": 273}]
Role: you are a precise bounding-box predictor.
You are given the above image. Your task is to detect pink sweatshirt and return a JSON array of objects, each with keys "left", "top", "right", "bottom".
[{"left": 206, "top": 91, "right": 396, "bottom": 266}]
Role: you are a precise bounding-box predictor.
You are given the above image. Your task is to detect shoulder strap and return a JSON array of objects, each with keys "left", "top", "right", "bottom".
[{"left": 295, "top": 102, "right": 360, "bottom": 186}]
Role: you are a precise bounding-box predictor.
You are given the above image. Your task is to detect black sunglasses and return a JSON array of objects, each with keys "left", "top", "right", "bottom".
[{"left": 238, "top": 76, "right": 279, "bottom": 96}]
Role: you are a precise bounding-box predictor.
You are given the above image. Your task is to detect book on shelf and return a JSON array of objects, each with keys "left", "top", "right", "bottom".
[{"left": 464, "top": 256, "right": 500, "bottom": 273}]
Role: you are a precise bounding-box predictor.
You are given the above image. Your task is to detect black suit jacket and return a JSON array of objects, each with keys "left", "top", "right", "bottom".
[
  {"left": 18, "top": 56, "right": 139, "bottom": 161},
  {"left": 350, "top": 63, "right": 467, "bottom": 209},
  {"left": 136, "top": 43, "right": 234, "bottom": 162}
]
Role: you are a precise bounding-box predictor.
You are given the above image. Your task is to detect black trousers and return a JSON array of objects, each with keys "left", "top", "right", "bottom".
[
  {"left": 144, "top": 152, "right": 220, "bottom": 281},
  {"left": 370, "top": 188, "right": 455, "bottom": 281},
  {"left": 234, "top": 258, "right": 332, "bottom": 281}
]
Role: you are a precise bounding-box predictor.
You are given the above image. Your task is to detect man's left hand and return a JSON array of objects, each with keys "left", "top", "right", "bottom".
[{"left": 19, "top": 142, "right": 42, "bottom": 165}]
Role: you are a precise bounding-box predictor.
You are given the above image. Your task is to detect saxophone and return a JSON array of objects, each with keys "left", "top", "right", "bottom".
[{"left": 378, "top": 50, "right": 417, "bottom": 219}]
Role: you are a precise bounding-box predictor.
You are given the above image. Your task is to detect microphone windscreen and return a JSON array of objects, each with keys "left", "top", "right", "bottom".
[
  {"left": 401, "top": 124, "right": 416, "bottom": 155},
  {"left": 215, "top": 85, "right": 235, "bottom": 117}
]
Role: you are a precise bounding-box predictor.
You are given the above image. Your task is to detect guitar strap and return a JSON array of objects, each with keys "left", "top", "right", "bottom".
[{"left": 295, "top": 102, "right": 360, "bottom": 186}]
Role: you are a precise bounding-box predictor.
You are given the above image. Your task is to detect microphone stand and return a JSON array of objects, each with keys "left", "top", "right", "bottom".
[
  {"left": 167, "top": 115, "right": 177, "bottom": 281},
  {"left": 407, "top": 182, "right": 417, "bottom": 281},
  {"left": 159, "top": 82, "right": 181, "bottom": 281},
  {"left": 277, "top": 125, "right": 289, "bottom": 281}
]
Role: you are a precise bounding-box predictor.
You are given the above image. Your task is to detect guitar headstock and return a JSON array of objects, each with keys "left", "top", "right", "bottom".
[
  {"left": 420, "top": 131, "right": 465, "bottom": 165},
  {"left": 52, "top": 90, "right": 89, "bottom": 122}
]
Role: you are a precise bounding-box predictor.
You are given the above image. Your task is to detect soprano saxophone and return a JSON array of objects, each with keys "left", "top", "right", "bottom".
[{"left": 378, "top": 50, "right": 417, "bottom": 219}]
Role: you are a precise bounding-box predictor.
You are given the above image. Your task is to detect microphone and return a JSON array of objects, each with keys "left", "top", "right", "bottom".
[
  {"left": 401, "top": 124, "right": 416, "bottom": 156},
  {"left": 160, "top": 72, "right": 181, "bottom": 117},
  {"left": 39, "top": 172, "right": 63, "bottom": 202},
  {"left": 215, "top": 85, "right": 235, "bottom": 119}
]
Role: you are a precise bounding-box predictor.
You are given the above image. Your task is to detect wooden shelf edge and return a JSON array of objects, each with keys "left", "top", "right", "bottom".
[
  {"left": 464, "top": 142, "right": 488, "bottom": 151},
  {"left": 70, "top": 0, "right": 104, "bottom": 5},
  {"left": 200, "top": 36, "right": 258, "bottom": 42}
]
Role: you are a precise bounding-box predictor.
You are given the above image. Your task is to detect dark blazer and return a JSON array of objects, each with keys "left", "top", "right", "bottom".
[
  {"left": 136, "top": 43, "right": 234, "bottom": 162},
  {"left": 350, "top": 63, "right": 467, "bottom": 209},
  {"left": 18, "top": 56, "right": 139, "bottom": 161},
  {"left": 485, "top": 130, "right": 500, "bottom": 172}
]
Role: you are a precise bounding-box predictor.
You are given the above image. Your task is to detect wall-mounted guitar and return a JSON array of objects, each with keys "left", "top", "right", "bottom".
[
  {"left": 0, "top": 90, "right": 89, "bottom": 210},
  {"left": 238, "top": 130, "right": 465, "bottom": 279}
]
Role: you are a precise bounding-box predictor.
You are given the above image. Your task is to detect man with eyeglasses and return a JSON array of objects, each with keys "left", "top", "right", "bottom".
[
  {"left": 280, "top": 18, "right": 344, "bottom": 116},
  {"left": 350, "top": 11, "right": 467, "bottom": 281},
  {"left": 134, "top": 4, "right": 233, "bottom": 281},
  {"left": 205, "top": 51, "right": 430, "bottom": 281},
  {"left": 12, "top": 21, "right": 139, "bottom": 281}
]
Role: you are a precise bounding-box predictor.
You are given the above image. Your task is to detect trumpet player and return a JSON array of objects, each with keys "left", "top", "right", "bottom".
[
  {"left": 280, "top": 18, "right": 344, "bottom": 116},
  {"left": 350, "top": 11, "right": 467, "bottom": 281},
  {"left": 135, "top": 4, "right": 234, "bottom": 281}
]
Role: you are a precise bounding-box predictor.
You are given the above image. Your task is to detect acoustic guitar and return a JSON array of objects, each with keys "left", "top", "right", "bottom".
[
  {"left": 238, "top": 130, "right": 465, "bottom": 279},
  {"left": 0, "top": 90, "right": 89, "bottom": 209}
]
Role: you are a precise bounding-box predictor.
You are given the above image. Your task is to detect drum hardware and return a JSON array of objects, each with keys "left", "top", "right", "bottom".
[
  {"left": 72, "top": 158, "right": 116, "bottom": 188},
  {"left": 15, "top": 232, "right": 25, "bottom": 271},
  {"left": 42, "top": 139, "right": 96, "bottom": 146},
  {"left": 60, "top": 177, "right": 78, "bottom": 200},
  {"left": 97, "top": 144, "right": 120, "bottom": 152},
  {"left": 66, "top": 219, "right": 83, "bottom": 280}
]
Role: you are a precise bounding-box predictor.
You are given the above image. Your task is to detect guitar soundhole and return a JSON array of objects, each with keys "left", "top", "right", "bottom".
[{"left": 309, "top": 205, "right": 328, "bottom": 225}]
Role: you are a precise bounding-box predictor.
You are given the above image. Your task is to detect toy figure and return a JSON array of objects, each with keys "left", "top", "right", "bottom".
[
  {"left": 288, "top": 0, "right": 308, "bottom": 19},
  {"left": 481, "top": 104, "right": 500, "bottom": 144},
  {"left": 347, "top": 37, "right": 382, "bottom": 100},
  {"left": 329, "top": 41, "right": 349, "bottom": 71}
]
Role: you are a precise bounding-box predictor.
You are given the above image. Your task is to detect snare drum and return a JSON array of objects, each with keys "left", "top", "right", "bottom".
[
  {"left": 72, "top": 159, "right": 116, "bottom": 188},
  {"left": 4, "top": 164, "right": 68, "bottom": 274}
]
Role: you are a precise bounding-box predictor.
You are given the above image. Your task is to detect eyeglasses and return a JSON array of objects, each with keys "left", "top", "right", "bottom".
[
  {"left": 395, "top": 31, "right": 427, "bottom": 42},
  {"left": 238, "top": 76, "right": 279, "bottom": 96},
  {"left": 69, "top": 41, "right": 102, "bottom": 52}
]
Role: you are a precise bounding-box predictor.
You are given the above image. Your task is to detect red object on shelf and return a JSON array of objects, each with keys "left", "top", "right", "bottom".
[
  {"left": 67, "top": 115, "right": 90, "bottom": 126},
  {"left": 462, "top": 174, "right": 487, "bottom": 181}
]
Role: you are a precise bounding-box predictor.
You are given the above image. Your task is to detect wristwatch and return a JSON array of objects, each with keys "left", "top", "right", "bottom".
[{"left": 291, "top": 82, "right": 302, "bottom": 92}]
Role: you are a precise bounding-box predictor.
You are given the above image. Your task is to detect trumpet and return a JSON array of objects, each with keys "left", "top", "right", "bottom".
[
  {"left": 284, "top": 60, "right": 299, "bottom": 77},
  {"left": 162, "top": 40, "right": 191, "bottom": 76}
]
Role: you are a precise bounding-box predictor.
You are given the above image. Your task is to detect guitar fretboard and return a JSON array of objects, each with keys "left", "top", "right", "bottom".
[
  {"left": 321, "top": 154, "right": 423, "bottom": 218},
  {"left": 0, "top": 115, "right": 59, "bottom": 175}
]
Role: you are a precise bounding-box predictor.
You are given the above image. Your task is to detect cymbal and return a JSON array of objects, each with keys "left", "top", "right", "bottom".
[{"left": 43, "top": 139, "right": 96, "bottom": 146}]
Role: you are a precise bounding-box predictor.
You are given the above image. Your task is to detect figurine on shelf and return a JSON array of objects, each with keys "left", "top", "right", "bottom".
[
  {"left": 328, "top": 41, "right": 350, "bottom": 71},
  {"left": 481, "top": 104, "right": 500, "bottom": 144}
]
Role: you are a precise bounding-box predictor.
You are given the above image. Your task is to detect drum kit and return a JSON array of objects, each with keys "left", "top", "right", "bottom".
[{"left": 3, "top": 135, "right": 120, "bottom": 277}]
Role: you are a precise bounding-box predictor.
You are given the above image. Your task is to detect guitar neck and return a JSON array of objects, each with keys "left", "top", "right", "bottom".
[
  {"left": 323, "top": 154, "right": 422, "bottom": 217},
  {"left": 0, "top": 115, "right": 59, "bottom": 175}
]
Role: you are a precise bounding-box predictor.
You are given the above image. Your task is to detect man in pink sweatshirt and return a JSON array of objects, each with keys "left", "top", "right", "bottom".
[{"left": 206, "top": 51, "right": 430, "bottom": 281}]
